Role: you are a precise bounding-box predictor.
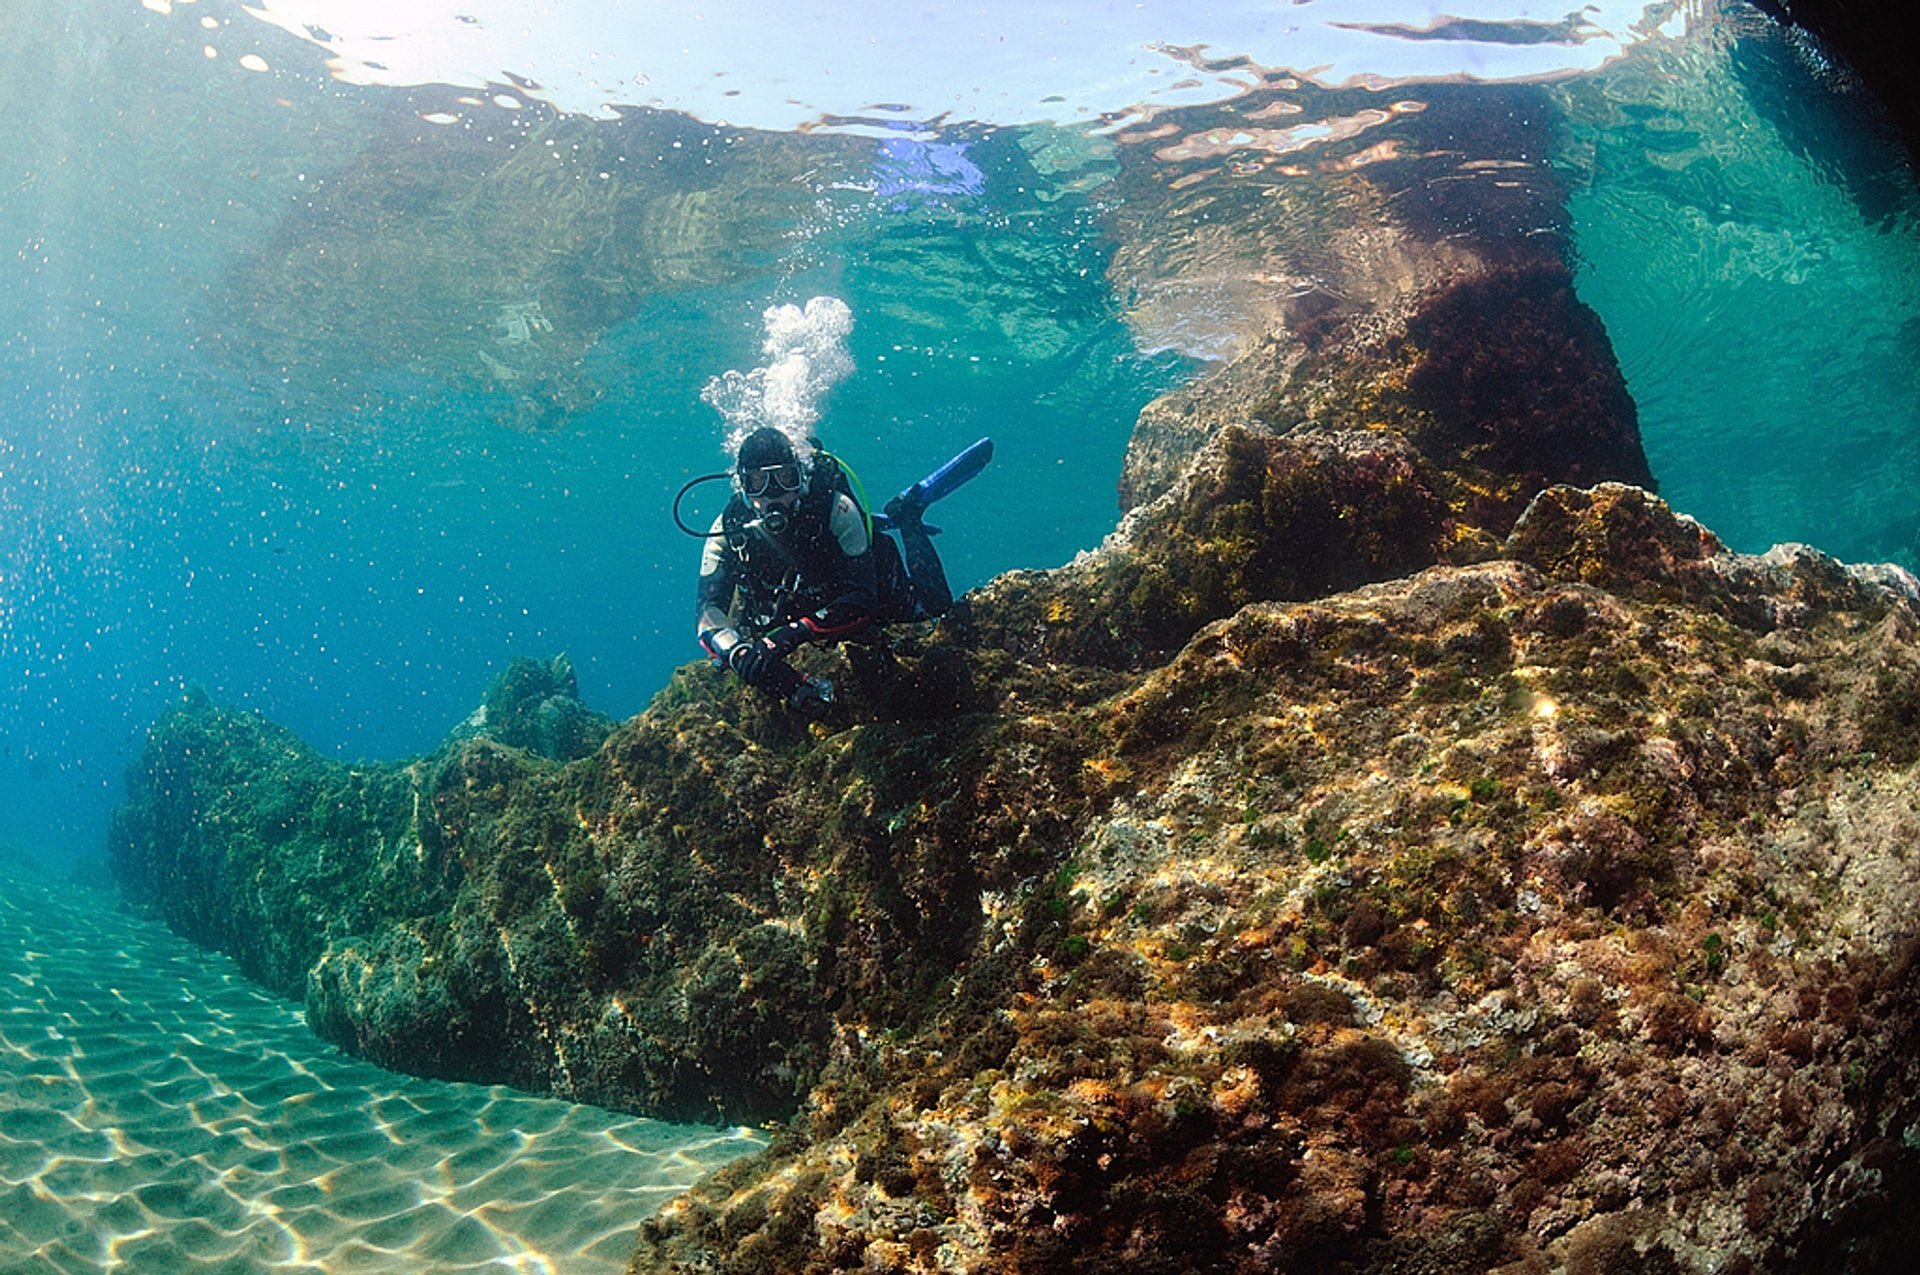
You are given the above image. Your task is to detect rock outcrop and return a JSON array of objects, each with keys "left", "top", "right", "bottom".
[
  {"left": 111, "top": 477, "right": 1920, "bottom": 1273},
  {"left": 108, "top": 84, "right": 1920, "bottom": 1275},
  {"left": 638, "top": 487, "right": 1920, "bottom": 1275}
]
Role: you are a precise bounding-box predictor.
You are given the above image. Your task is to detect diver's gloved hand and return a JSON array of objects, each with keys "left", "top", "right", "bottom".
[
  {"left": 728, "top": 641, "right": 775, "bottom": 688},
  {"left": 884, "top": 486, "right": 927, "bottom": 527},
  {"left": 759, "top": 622, "right": 809, "bottom": 658},
  {"left": 728, "top": 623, "right": 809, "bottom": 689}
]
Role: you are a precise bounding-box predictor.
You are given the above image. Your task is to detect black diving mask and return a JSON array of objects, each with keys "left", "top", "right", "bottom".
[{"left": 741, "top": 463, "right": 802, "bottom": 497}]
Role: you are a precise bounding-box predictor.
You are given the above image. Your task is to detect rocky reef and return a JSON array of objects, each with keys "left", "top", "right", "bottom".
[
  {"left": 111, "top": 87, "right": 1920, "bottom": 1275},
  {"left": 112, "top": 478, "right": 1920, "bottom": 1272}
]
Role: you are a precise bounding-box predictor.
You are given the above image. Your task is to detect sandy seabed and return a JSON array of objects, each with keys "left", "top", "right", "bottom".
[{"left": 0, "top": 861, "right": 763, "bottom": 1274}]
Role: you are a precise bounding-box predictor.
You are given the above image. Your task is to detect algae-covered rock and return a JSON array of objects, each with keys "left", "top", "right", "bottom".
[
  {"left": 451, "top": 653, "right": 615, "bottom": 761},
  {"left": 962, "top": 426, "right": 1453, "bottom": 672},
  {"left": 110, "top": 477, "right": 1920, "bottom": 1272},
  {"left": 625, "top": 502, "right": 1920, "bottom": 1275},
  {"left": 108, "top": 688, "right": 454, "bottom": 995}
]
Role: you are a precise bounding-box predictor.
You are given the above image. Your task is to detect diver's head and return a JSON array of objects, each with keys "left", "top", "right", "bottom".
[{"left": 735, "top": 426, "right": 808, "bottom": 515}]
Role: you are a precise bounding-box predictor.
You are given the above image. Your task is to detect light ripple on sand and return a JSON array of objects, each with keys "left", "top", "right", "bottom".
[{"left": 0, "top": 863, "right": 764, "bottom": 1273}]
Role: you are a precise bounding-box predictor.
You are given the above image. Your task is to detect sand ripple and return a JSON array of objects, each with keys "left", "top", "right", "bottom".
[{"left": 0, "top": 863, "right": 763, "bottom": 1273}]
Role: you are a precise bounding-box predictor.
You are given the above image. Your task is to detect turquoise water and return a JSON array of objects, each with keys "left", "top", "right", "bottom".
[
  {"left": 1562, "top": 23, "right": 1920, "bottom": 563},
  {"left": 4, "top": 3, "right": 1916, "bottom": 866},
  {"left": 0, "top": 1, "right": 1193, "bottom": 864}
]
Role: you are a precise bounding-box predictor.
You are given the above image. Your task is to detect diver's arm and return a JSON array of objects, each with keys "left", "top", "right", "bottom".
[{"left": 695, "top": 515, "right": 746, "bottom": 662}]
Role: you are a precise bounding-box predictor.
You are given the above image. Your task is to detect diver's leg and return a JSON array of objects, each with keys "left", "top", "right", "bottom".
[{"left": 896, "top": 522, "right": 952, "bottom": 617}]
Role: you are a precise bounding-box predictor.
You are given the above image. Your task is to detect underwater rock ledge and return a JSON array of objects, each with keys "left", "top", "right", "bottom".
[
  {"left": 110, "top": 482, "right": 1920, "bottom": 1273},
  {"left": 624, "top": 486, "right": 1920, "bottom": 1275}
]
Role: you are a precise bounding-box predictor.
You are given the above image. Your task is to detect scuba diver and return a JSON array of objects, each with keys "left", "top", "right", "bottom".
[{"left": 686, "top": 426, "right": 990, "bottom": 720}]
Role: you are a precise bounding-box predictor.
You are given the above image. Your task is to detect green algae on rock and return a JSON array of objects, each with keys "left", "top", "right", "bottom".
[
  {"left": 625, "top": 492, "right": 1920, "bottom": 1275},
  {"left": 452, "top": 653, "right": 616, "bottom": 762},
  {"left": 110, "top": 485, "right": 1920, "bottom": 1273}
]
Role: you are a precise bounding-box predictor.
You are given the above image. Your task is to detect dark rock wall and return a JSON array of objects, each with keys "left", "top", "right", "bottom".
[{"left": 1745, "top": 0, "right": 1920, "bottom": 167}]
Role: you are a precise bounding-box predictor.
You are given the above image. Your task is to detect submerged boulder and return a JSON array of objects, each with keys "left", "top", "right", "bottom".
[
  {"left": 108, "top": 688, "right": 456, "bottom": 996},
  {"left": 451, "top": 653, "right": 615, "bottom": 761},
  {"left": 625, "top": 492, "right": 1920, "bottom": 1275}
]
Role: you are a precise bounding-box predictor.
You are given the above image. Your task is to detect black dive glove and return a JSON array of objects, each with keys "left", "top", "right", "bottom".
[
  {"left": 728, "top": 641, "right": 773, "bottom": 688},
  {"left": 728, "top": 623, "right": 808, "bottom": 689},
  {"left": 760, "top": 622, "right": 808, "bottom": 658}
]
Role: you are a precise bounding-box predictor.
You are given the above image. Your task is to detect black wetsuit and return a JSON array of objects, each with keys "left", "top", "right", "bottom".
[{"left": 695, "top": 461, "right": 949, "bottom": 706}]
